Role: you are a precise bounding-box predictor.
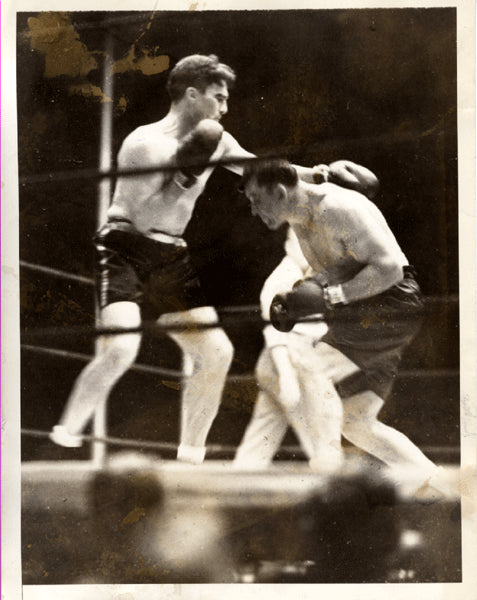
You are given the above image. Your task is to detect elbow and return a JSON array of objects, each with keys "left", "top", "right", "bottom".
[
  {"left": 371, "top": 257, "right": 404, "bottom": 292},
  {"left": 384, "top": 261, "right": 405, "bottom": 287}
]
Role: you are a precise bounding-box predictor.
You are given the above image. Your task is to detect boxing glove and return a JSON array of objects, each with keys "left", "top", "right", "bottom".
[
  {"left": 313, "top": 160, "right": 379, "bottom": 199},
  {"left": 270, "top": 278, "right": 348, "bottom": 331},
  {"left": 328, "top": 160, "right": 379, "bottom": 199},
  {"left": 174, "top": 119, "right": 223, "bottom": 188},
  {"left": 270, "top": 278, "right": 327, "bottom": 332}
]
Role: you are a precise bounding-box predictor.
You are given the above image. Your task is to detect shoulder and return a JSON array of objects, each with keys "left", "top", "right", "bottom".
[
  {"left": 318, "top": 184, "right": 377, "bottom": 225},
  {"left": 319, "top": 183, "right": 363, "bottom": 209},
  {"left": 123, "top": 121, "right": 173, "bottom": 148}
]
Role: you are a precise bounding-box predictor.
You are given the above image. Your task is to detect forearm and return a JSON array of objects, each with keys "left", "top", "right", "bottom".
[
  {"left": 293, "top": 165, "right": 316, "bottom": 183},
  {"left": 340, "top": 261, "right": 404, "bottom": 304},
  {"left": 295, "top": 161, "right": 379, "bottom": 199}
]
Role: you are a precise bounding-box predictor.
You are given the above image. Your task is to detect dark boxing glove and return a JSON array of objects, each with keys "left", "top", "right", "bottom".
[
  {"left": 269, "top": 278, "right": 327, "bottom": 332},
  {"left": 313, "top": 160, "right": 379, "bottom": 199},
  {"left": 174, "top": 119, "right": 224, "bottom": 188}
]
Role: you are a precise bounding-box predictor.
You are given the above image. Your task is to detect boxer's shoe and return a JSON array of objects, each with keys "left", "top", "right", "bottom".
[
  {"left": 413, "top": 466, "right": 453, "bottom": 503},
  {"left": 176, "top": 444, "right": 206, "bottom": 465},
  {"left": 49, "top": 425, "right": 83, "bottom": 448}
]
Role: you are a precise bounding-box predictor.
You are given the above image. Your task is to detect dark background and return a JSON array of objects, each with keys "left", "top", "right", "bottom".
[{"left": 17, "top": 9, "right": 459, "bottom": 461}]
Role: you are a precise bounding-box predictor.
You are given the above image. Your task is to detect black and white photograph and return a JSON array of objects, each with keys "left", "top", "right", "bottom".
[{"left": 2, "top": 1, "right": 476, "bottom": 599}]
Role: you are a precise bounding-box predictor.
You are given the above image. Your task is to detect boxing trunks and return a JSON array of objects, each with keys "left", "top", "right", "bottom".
[
  {"left": 94, "top": 219, "right": 206, "bottom": 318},
  {"left": 321, "top": 266, "right": 424, "bottom": 399}
]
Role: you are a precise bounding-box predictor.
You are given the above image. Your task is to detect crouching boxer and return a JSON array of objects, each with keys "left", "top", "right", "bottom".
[{"left": 236, "top": 158, "right": 441, "bottom": 490}]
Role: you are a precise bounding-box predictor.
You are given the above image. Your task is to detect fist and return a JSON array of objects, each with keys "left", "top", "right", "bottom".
[
  {"left": 193, "top": 119, "right": 224, "bottom": 149},
  {"left": 270, "top": 294, "right": 295, "bottom": 332},
  {"left": 176, "top": 120, "right": 223, "bottom": 173},
  {"left": 270, "top": 278, "right": 326, "bottom": 332},
  {"left": 173, "top": 119, "right": 224, "bottom": 188}
]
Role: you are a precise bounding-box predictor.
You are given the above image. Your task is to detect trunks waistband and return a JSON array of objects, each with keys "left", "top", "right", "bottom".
[
  {"left": 402, "top": 265, "right": 417, "bottom": 278},
  {"left": 106, "top": 218, "right": 187, "bottom": 247}
]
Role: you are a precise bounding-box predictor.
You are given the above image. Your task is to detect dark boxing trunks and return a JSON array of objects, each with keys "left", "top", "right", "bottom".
[
  {"left": 322, "top": 266, "right": 424, "bottom": 399},
  {"left": 94, "top": 220, "right": 206, "bottom": 318}
]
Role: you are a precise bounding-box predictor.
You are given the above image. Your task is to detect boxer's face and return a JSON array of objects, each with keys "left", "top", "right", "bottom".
[
  {"left": 245, "top": 179, "right": 287, "bottom": 230},
  {"left": 190, "top": 81, "right": 229, "bottom": 122}
]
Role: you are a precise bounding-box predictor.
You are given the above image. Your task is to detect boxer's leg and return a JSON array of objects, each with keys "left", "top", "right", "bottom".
[
  {"left": 161, "top": 307, "right": 233, "bottom": 464},
  {"left": 51, "top": 301, "right": 142, "bottom": 446},
  {"left": 233, "top": 390, "right": 289, "bottom": 469}
]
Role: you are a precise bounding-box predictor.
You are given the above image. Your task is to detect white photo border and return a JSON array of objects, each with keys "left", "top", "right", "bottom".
[{"left": 2, "top": 1, "right": 476, "bottom": 599}]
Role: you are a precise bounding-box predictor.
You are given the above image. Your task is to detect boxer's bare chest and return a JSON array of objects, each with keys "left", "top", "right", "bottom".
[{"left": 292, "top": 215, "right": 362, "bottom": 284}]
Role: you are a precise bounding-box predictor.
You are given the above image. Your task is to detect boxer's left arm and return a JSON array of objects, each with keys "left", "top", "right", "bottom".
[
  {"left": 297, "top": 161, "right": 379, "bottom": 199},
  {"left": 173, "top": 119, "right": 224, "bottom": 188},
  {"left": 326, "top": 160, "right": 379, "bottom": 199}
]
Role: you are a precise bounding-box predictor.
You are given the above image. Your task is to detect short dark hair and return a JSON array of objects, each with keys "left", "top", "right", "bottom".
[
  {"left": 166, "top": 54, "right": 236, "bottom": 102},
  {"left": 240, "top": 159, "right": 299, "bottom": 191}
]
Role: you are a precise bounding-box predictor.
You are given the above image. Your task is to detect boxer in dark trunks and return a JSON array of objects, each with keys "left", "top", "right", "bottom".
[
  {"left": 50, "top": 55, "right": 254, "bottom": 463},
  {"left": 237, "top": 159, "right": 440, "bottom": 489}
]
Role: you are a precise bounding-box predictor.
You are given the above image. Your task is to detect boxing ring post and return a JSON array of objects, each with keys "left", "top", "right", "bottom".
[{"left": 92, "top": 33, "right": 115, "bottom": 467}]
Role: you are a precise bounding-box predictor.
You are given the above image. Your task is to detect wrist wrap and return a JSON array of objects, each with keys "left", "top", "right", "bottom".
[
  {"left": 312, "top": 164, "right": 330, "bottom": 184},
  {"left": 323, "top": 284, "right": 347, "bottom": 309}
]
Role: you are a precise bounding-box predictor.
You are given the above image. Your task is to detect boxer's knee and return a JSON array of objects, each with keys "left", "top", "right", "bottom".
[
  {"left": 186, "top": 329, "right": 234, "bottom": 376},
  {"left": 206, "top": 330, "right": 234, "bottom": 371},
  {"left": 96, "top": 301, "right": 141, "bottom": 373},
  {"left": 342, "top": 391, "right": 384, "bottom": 437},
  {"left": 97, "top": 332, "right": 141, "bottom": 374}
]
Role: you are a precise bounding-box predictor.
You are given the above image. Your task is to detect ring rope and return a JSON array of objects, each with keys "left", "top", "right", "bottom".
[
  {"left": 21, "top": 343, "right": 458, "bottom": 380},
  {"left": 21, "top": 427, "right": 239, "bottom": 455},
  {"left": 20, "top": 427, "right": 460, "bottom": 459},
  {"left": 21, "top": 427, "right": 178, "bottom": 453},
  {"left": 21, "top": 343, "right": 254, "bottom": 383},
  {"left": 19, "top": 153, "right": 274, "bottom": 186},
  {"left": 18, "top": 121, "right": 452, "bottom": 187},
  {"left": 21, "top": 344, "right": 183, "bottom": 379},
  {"left": 21, "top": 256, "right": 459, "bottom": 307},
  {"left": 20, "top": 316, "right": 268, "bottom": 345},
  {"left": 21, "top": 260, "right": 95, "bottom": 286},
  {"left": 20, "top": 259, "right": 264, "bottom": 316},
  {"left": 19, "top": 303, "right": 457, "bottom": 344}
]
